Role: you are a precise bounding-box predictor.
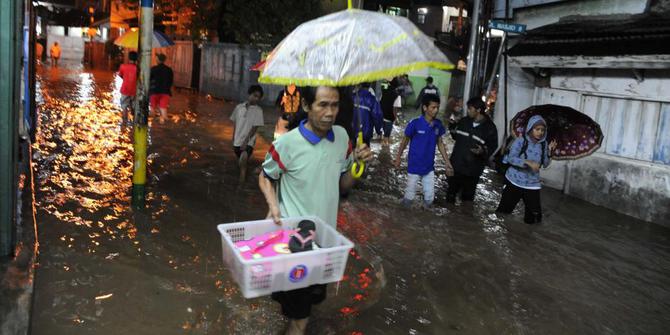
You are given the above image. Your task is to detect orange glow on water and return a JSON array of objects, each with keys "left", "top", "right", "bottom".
[{"left": 34, "top": 70, "right": 151, "bottom": 254}]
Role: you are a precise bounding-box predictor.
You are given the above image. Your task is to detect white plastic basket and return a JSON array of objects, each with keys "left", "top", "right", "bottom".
[{"left": 217, "top": 216, "right": 354, "bottom": 298}]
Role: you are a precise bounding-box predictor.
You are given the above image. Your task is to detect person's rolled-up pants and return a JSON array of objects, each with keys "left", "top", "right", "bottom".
[{"left": 403, "top": 171, "right": 435, "bottom": 204}]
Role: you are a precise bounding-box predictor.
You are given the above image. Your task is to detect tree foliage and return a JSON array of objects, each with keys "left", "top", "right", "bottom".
[
  {"left": 118, "top": 0, "right": 325, "bottom": 46},
  {"left": 220, "top": 0, "right": 322, "bottom": 46}
]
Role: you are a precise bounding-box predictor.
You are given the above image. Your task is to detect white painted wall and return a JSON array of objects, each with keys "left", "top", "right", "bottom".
[
  {"left": 492, "top": 0, "right": 565, "bottom": 18},
  {"left": 46, "top": 35, "right": 84, "bottom": 61},
  {"left": 551, "top": 69, "right": 670, "bottom": 102},
  {"left": 489, "top": 0, "right": 670, "bottom": 224},
  {"left": 530, "top": 73, "right": 670, "bottom": 225},
  {"left": 68, "top": 27, "right": 83, "bottom": 37},
  {"left": 46, "top": 26, "right": 65, "bottom": 36},
  {"left": 513, "top": 0, "right": 648, "bottom": 30},
  {"left": 493, "top": 65, "right": 535, "bottom": 152},
  {"left": 497, "top": 69, "right": 670, "bottom": 176},
  {"left": 534, "top": 85, "right": 670, "bottom": 163}
]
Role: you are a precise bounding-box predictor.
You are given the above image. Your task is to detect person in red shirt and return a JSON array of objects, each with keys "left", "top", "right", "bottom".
[{"left": 117, "top": 51, "right": 138, "bottom": 124}]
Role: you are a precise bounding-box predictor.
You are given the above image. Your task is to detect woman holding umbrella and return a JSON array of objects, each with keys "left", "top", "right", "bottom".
[
  {"left": 496, "top": 115, "right": 557, "bottom": 224},
  {"left": 496, "top": 103, "right": 604, "bottom": 224}
]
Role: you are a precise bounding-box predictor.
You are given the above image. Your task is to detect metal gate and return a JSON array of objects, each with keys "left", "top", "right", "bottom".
[
  {"left": 154, "top": 41, "right": 193, "bottom": 88},
  {"left": 199, "top": 42, "right": 282, "bottom": 105}
]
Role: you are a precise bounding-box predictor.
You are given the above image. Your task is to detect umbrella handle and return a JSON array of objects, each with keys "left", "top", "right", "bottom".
[{"left": 351, "top": 132, "right": 365, "bottom": 179}]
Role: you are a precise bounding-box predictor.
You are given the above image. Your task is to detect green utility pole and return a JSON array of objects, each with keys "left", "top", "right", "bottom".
[
  {"left": 131, "top": 0, "right": 154, "bottom": 208},
  {"left": 0, "top": 0, "right": 22, "bottom": 256}
]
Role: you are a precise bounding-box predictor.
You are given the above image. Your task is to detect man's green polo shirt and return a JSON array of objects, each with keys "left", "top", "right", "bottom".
[{"left": 262, "top": 120, "right": 353, "bottom": 228}]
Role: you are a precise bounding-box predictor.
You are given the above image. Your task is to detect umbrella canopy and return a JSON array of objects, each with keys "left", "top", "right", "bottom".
[
  {"left": 511, "top": 104, "right": 604, "bottom": 160},
  {"left": 258, "top": 9, "right": 453, "bottom": 86},
  {"left": 250, "top": 59, "right": 266, "bottom": 72},
  {"left": 114, "top": 29, "right": 175, "bottom": 49}
]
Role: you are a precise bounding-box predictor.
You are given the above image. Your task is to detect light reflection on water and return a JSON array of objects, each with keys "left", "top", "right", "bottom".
[
  {"left": 35, "top": 73, "right": 136, "bottom": 248},
  {"left": 30, "top": 64, "right": 670, "bottom": 335}
]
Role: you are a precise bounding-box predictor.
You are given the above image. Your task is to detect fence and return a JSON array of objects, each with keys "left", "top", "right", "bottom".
[
  {"left": 156, "top": 41, "right": 193, "bottom": 88},
  {"left": 199, "top": 42, "right": 282, "bottom": 105},
  {"left": 121, "top": 41, "right": 195, "bottom": 88},
  {"left": 84, "top": 41, "right": 107, "bottom": 69}
]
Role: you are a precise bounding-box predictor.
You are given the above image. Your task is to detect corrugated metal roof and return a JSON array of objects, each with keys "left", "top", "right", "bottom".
[{"left": 508, "top": 14, "right": 670, "bottom": 56}]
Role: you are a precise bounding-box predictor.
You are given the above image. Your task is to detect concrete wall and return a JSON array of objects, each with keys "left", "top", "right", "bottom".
[
  {"left": 530, "top": 70, "right": 670, "bottom": 226},
  {"left": 490, "top": 1, "right": 670, "bottom": 225},
  {"left": 567, "top": 153, "right": 670, "bottom": 225},
  {"left": 495, "top": 61, "right": 670, "bottom": 226},
  {"left": 46, "top": 34, "right": 84, "bottom": 61}
]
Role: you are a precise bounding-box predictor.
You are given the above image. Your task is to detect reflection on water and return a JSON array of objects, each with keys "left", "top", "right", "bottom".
[
  {"left": 30, "top": 64, "right": 670, "bottom": 335},
  {"left": 35, "top": 71, "right": 136, "bottom": 247}
]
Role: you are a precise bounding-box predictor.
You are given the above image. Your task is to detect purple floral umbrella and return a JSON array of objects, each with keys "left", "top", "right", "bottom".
[{"left": 510, "top": 104, "right": 604, "bottom": 160}]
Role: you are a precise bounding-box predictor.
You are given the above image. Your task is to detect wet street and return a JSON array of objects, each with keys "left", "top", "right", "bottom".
[{"left": 29, "top": 63, "right": 670, "bottom": 335}]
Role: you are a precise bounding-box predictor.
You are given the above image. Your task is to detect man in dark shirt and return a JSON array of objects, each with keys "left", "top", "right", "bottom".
[
  {"left": 415, "top": 76, "right": 440, "bottom": 110},
  {"left": 446, "top": 97, "right": 498, "bottom": 204},
  {"left": 149, "top": 53, "right": 174, "bottom": 124}
]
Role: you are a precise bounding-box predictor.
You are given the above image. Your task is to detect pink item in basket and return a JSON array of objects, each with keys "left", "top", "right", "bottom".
[{"left": 235, "top": 229, "right": 295, "bottom": 260}]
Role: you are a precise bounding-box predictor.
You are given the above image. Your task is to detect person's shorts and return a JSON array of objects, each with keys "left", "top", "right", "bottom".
[
  {"left": 120, "top": 94, "right": 135, "bottom": 111},
  {"left": 271, "top": 284, "right": 327, "bottom": 319},
  {"left": 383, "top": 120, "right": 394, "bottom": 138},
  {"left": 150, "top": 94, "right": 170, "bottom": 109},
  {"left": 233, "top": 146, "right": 253, "bottom": 158}
]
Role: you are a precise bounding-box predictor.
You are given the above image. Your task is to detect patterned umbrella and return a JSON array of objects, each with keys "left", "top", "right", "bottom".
[
  {"left": 258, "top": 9, "right": 453, "bottom": 86},
  {"left": 113, "top": 29, "right": 175, "bottom": 49},
  {"left": 510, "top": 104, "right": 604, "bottom": 160}
]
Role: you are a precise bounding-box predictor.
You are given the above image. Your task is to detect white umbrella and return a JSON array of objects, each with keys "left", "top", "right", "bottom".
[{"left": 259, "top": 9, "right": 453, "bottom": 86}]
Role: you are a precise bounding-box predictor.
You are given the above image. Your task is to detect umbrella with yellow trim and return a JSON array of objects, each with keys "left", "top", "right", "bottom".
[
  {"left": 260, "top": 5, "right": 453, "bottom": 179},
  {"left": 258, "top": 9, "right": 453, "bottom": 87}
]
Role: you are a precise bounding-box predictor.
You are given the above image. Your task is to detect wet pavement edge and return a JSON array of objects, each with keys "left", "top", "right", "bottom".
[{"left": 1, "top": 140, "right": 38, "bottom": 335}]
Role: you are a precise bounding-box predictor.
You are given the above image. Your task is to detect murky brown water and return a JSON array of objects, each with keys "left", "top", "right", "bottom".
[{"left": 30, "top": 63, "right": 670, "bottom": 335}]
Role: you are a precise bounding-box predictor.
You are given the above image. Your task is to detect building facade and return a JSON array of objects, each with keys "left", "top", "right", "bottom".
[{"left": 493, "top": 0, "right": 670, "bottom": 225}]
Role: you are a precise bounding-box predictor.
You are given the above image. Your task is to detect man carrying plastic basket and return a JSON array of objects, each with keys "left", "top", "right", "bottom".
[{"left": 259, "top": 85, "right": 373, "bottom": 335}]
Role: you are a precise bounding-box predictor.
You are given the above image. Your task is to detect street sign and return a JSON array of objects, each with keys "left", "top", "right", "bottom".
[{"left": 489, "top": 20, "right": 526, "bottom": 34}]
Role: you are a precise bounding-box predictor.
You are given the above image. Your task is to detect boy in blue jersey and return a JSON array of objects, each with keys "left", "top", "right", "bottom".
[{"left": 394, "top": 94, "right": 454, "bottom": 207}]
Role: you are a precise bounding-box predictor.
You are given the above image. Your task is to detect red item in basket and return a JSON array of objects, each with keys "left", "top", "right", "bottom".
[{"left": 235, "top": 230, "right": 294, "bottom": 260}]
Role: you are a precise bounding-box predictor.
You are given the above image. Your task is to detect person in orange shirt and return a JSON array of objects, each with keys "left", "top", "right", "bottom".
[
  {"left": 35, "top": 42, "right": 44, "bottom": 64},
  {"left": 274, "top": 84, "right": 301, "bottom": 139},
  {"left": 50, "top": 42, "right": 61, "bottom": 67}
]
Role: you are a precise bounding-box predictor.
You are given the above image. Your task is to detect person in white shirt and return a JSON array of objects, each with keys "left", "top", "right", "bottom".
[{"left": 230, "top": 85, "right": 265, "bottom": 184}]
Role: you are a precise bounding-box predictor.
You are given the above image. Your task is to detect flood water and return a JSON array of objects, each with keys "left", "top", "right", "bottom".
[{"left": 30, "top": 63, "right": 670, "bottom": 335}]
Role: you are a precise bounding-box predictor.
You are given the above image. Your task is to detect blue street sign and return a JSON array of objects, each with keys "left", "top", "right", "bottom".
[{"left": 489, "top": 20, "right": 526, "bottom": 33}]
